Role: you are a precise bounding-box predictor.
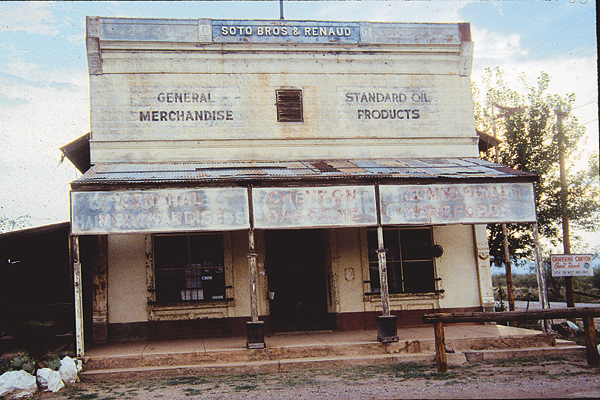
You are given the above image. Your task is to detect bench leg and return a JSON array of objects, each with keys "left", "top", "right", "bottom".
[
  {"left": 583, "top": 316, "right": 599, "bottom": 367},
  {"left": 434, "top": 321, "right": 448, "bottom": 373}
]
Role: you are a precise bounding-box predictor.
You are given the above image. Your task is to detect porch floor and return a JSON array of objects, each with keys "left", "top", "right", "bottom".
[
  {"left": 81, "top": 325, "right": 584, "bottom": 380},
  {"left": 85, "top": 325, "right": 543, "bottom": 358}
]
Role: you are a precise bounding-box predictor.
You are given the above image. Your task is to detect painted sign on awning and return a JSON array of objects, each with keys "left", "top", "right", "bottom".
[
  {"left": 71, "top": 188, "right": 249, "bottom": 234},
  {"left": 380, "top": 182, "right": 536, "bottom": 225},
  {"left": 551, "top": 254, "right": 594, "bottom": 277},
  {"left": 253, "top": 186, "right": 377, "bottom": 229}
]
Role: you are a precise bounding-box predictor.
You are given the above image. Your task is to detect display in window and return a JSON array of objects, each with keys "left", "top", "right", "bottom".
[{"left": 154, "top": 234, "right": 226, "bottom": 302}]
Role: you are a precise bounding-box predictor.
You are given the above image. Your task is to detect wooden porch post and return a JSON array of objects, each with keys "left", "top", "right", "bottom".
[
  {"left": 72, "top": 235, "right": 85, "bottom": 357},
  {"left": 377, "top": 225, "right": 390, "bottom": 317},
  {"left": 92, "top": 235, "right": 108, "bottom": 343},
  {"left": 246, "top": 186, "right": 265, "bottom": 349},
  {"left": 248, "top": 229, "right": 259, "bottom": 324},
  {"left": 532, "top": 222, "right": 550, "bottom": 332},
  {"left": 583, "top": 315, "right": 599, "bottom": 367},
  {"left": 434, "top": 321, "right": 448, "bottom": 373},
  {"left": 376, "top": 225, "right": 398, "bottom": 342}
]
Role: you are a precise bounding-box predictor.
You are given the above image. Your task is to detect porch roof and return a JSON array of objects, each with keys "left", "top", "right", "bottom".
[{"left": 71, "top": 158, "right": 536, "bottom": 189}]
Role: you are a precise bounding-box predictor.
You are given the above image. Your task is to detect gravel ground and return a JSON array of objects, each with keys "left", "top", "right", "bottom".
[{"left": 34, "top": 355, "right": 600, "bottom": 399}]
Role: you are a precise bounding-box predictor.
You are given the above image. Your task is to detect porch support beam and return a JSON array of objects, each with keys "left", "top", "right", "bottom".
[
  {"left": 376, "top": 225, "right": 391, "bottom": 317},
  {"left": 246, "top": 186, "right": 265, "bottom": 349},
  {"left": 92, "top": 235, "right": 108, "bottom": 343},
  {"left": 248, "top": 229, "right": 259, "bottom": 323},
  {"left": 533, "top": 222, "right": 551, "bottom": 332},
  {"left": 72, "top": 234, "right": 85, "bottom": 357},
  {"left": 375, "top": 184, "right": 398, "bottom": 343}
]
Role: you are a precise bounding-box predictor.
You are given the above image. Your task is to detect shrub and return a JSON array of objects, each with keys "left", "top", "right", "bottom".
[{"left": 9, "top": 353, "right": 36, "bottom": 374}]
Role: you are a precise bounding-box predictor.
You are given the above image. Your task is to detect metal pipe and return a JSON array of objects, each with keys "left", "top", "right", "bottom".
[{"left": 72, "top": 235, "right": 85, "bottom": 357}]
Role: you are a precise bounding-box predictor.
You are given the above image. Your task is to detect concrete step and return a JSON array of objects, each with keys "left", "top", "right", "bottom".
[
  {"left": 79, "top": 332, "right": 581, "bottom": 381},
  {"left": 82, "top": 332, "right": 557, "bottom": 370},
  {"left": 79, "top": 345, "right": 586, "bottom": 381}
]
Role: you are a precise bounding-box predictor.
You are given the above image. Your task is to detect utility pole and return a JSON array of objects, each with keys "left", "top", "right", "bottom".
[
  {"left": 492, "top": 103, "right": 526, "bottom": 319},
  {"left": 556, "top": 109, "right": 574, "bottom": 308}
]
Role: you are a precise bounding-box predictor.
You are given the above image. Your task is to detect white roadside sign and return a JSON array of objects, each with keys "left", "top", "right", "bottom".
[{"left": 551, "top": 254, "right": 594, "bottom": 277}]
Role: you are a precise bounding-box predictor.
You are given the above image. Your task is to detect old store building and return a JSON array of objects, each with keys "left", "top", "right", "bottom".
[{"left": 67, "top": 17, "right": 538, "bottom": 354}]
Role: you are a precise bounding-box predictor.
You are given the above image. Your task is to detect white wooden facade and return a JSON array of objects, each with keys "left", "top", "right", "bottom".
[{"left": 68, "top": 17, "right": 537, "bottom": 352}]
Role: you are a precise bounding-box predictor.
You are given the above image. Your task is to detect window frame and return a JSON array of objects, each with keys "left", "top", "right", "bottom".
[
  {"left": 365, "top": 227, "right": 439, "bottom": 295},
  {"left": 151, "top": 232, "right": 231, "bottom": 304}
]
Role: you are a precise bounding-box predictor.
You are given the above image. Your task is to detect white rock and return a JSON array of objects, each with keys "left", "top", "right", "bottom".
[
  {"left": 59, "top": 357, "right": 79, "bottom": 384},
  {"left": 566, "top": 320, "right": 580, "bottom": 331},
  {"left": 36, "top": 368, "right": 65, "bottom": 393},
  {"left": 0, "top": 370, "right": 38, "bottom": 399}
]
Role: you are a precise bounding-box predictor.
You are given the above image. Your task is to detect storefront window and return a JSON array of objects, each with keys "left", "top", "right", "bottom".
[
  {"left": 367, "top": 228, "right": 436, "bottom": 294},
  {"left": 154, "top": 233, "right": 225, "bottom": 302}
]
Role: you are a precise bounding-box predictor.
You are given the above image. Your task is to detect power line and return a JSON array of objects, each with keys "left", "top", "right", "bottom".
[
  {"left": 572, "top": 101, "right": 598, "bottom": 111},
  {"left": 581, "top": 119, "right": 598, "bottom": 127},
  {"left": 567, "top": 44, "right": 597, "bottom": 60},
  {"left": 517, "top": 8, "right": 595, "bottom": 62}
]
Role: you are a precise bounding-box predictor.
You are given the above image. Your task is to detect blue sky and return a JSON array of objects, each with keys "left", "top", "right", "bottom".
[{"left": 0, "top": 0, "right": 598, "bottom": 252}]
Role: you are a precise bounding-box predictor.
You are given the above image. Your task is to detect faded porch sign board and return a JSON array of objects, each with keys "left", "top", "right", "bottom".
[
  {"left": 551, "top": 254, "right": 594, "bottom": 277},
  {"left": 380, "top": 182, "right": 536, "bottom": 225},
  {"left": 252, "top": 186, "right": 377, "bottom": 229},
  {"left": 71, "top": 188, "right": 249, "bottom": 234}
]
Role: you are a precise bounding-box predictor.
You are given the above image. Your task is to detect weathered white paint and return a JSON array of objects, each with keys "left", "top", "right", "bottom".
[
  {"left": 231, "top": 230, "right": 269, "bottom": 318},
  {"left": 434, "top": 225, "right": 483, "bottom": 309},
  {"left": 329, "top": 228, "right": 365, "bottom": 314},
  {"left": 78, "top": 18, "right": 501, "bottom": 332},
  {"left": 86, "top": 18, "right": 476, "bottom": 164},
  {"left": 107, "top": 234, "right": 148, "bottom": 323},
  {"left": 253, "top": 186, "right": 377, "bottom": 229},
  {"left": 71, "top": 188, "right": 249, "bottom": 234},
  {"left": 380, "top": 182, "right": 537, "bottom": 225}
]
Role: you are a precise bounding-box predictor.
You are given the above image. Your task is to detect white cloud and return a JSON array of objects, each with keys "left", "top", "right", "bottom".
[
  {"left": 0, "top": 2, "right": 60, "bottom": 36},
  {"left": 68, "top": 32, "right": 86, "bottom": 44},
  {"left": 315, "top": 0, "right": 474, "bottom": 23},
  {"left": 471, "top": 27, "right": 527, "bottom": 61},
  {"left": 5, "top": 60, "right": 88, "bottom": 88}
]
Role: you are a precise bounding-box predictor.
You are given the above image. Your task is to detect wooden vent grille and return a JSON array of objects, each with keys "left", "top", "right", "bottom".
[{"left": 276, "top": 89, "right": 303, "bottom": 122}]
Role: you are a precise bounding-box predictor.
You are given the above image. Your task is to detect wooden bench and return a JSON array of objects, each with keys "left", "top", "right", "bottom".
[{"left": 423, "top": 307, "right": 600, "bottom": 372}]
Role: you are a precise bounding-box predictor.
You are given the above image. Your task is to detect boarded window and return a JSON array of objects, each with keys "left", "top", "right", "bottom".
[
  {"left": 154, "top": 233, "right": 226, "bottom": 302},
  {"left": 367, "top": 228, "right": 436, "bottom": 294},
  {"left": 276, "top": 89, "right": 303, "bottom": 122}
]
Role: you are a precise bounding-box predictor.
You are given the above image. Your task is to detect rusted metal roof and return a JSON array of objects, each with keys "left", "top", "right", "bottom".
[{"left": 72, "top": 158, "right": 536, "bottom": 188}]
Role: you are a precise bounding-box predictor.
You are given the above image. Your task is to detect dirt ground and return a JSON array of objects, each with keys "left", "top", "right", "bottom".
[{"left": 33, "top": 355, "right": 600, "bottom": 399}]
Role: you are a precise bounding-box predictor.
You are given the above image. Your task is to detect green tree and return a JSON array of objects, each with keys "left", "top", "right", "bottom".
[{"left": 473, "top": 67, "right": 599, "bottom": 268}]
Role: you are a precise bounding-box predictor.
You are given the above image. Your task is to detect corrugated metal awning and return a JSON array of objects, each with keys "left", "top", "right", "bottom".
[
  {"left": 69, "top": 158, "right": 539, "bottom": 234},
  {"left": 71, "top": 158, "right": 535, "bottom": 188}
]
